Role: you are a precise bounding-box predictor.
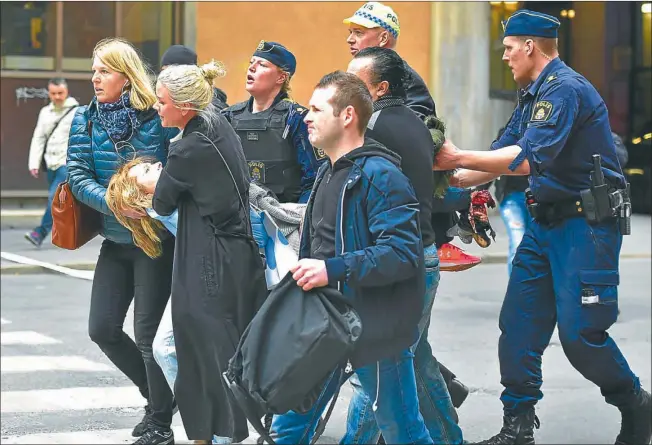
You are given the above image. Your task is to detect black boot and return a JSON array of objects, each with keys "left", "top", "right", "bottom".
[
  {"left": 615, "top": 388, "right": 652, "bottom": 445},
  {"left": 477, "top": 409, "right": 540, "bottom": 445}
]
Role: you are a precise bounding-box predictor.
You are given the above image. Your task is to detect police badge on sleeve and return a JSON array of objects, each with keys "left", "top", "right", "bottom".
[
  {"left": 531, "top": 101, "right": 553, "bottom": 122},
  {"left": 248, "top": 161, "right": 265, "bottom": 183}
]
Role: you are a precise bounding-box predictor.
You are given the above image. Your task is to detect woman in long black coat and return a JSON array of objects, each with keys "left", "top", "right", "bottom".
[{"left": 145, "top": 61, "right": 267, "bottom": 443}]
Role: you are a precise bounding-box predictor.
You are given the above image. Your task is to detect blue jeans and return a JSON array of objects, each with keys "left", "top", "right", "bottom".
[
  {"left": 153, "top": 299, "right": 177, "bottom": 392},
  {"left": 36, "top": 165, "right": 68, "bottom": 238},
  {"left": 498, "top": 191, "right": 530, "bottom": 276},
  {"left": 342, "top": 244, "right": 463, "bottom": 444},
  {"left": 271, "top": 348, "right": 433, "bottom": 444}
]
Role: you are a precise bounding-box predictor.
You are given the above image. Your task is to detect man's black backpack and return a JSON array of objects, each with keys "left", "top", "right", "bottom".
[{"left": 223, "top": 272, "right": 362, "bottom": 444}]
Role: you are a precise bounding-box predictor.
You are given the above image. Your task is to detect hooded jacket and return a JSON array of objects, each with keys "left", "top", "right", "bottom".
[
  {"left": 28, "top": 97, "right": 79, "bottom": 171},
  {"left": 298, "top": 139, "right": 425, "bottom": 368}
]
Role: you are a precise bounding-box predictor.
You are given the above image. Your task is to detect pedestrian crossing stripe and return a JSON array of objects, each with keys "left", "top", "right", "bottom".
[
  {"left": 1, "top": 386, "right": 145, "bottom": 413},
  {"left": 1, "top": 317, "right": 11, "bottom": 325},
  {"left": 1, "top": 355, "right": 112, "bottom": 373},
  {"left": 0, "top": 426, "right": 260, "bottom": 444},
  {"left": 1, "top": 331, "right": 62, "bottom": 345}
]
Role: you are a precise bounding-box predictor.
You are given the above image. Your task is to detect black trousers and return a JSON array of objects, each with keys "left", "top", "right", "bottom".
[{"left": 88, "top": 237, "right": 175, "bottom": 428}]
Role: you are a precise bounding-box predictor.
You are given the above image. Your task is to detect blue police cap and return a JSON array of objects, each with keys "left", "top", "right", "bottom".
[
  {"left": 253, "top": 40, "right": 297, "bottom": 77},
  {"left": 502, "top": 9, "right": 560, "bottom": 39}
]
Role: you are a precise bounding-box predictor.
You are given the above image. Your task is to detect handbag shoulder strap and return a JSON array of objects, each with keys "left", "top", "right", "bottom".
[
  {"left": 193, "top": 131, "right": 250, "bottom": 228},
  {"left": 44, "top": 106, "right": 77, "bottom": 150}
]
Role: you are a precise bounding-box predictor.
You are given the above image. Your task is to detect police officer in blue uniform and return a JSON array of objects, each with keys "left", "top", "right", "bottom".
[
  {"left": 434, "top": 10, "right": 651, "bottom": 445},
  {"left": 222, "top": 41, "right": 325, "bottom": 204}
]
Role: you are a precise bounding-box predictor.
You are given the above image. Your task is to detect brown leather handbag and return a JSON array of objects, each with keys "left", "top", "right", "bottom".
[{"left": 51, "top": 181, "right": 102, "bottom": 250}]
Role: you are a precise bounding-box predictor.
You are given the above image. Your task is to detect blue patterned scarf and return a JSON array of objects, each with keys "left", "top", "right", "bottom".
[{"left": 97, "top": 92, "right": 140, "bottom": 142}]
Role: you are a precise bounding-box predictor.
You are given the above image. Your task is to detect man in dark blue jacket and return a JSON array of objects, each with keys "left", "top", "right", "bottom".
[
  {"left": 270, "top": 71, "right": 433, "bottom": 444},
  {"left": 436, "top": 10, "right": 651, "bottom": 444}
]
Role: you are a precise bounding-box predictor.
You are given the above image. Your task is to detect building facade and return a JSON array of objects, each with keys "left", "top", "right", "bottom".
[{"left": 1, "top": 1, "right": 650, "bottom": 196}]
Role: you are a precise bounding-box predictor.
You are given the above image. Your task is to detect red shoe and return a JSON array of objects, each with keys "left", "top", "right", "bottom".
[{"left": 438, "top": 243, "right": 482, "bottom": 272}]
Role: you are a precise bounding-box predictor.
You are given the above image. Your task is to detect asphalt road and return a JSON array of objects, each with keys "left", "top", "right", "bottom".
[{"left": 1, "top": 259, "right": 650, "bottom": 444}]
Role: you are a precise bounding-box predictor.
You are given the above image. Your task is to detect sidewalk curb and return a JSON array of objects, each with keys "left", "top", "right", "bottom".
[
  {"left": 2, "top": 253, "right": 650, "bottom": 275},
  {"left": 1, "top": 262, "right": 96, "bottom": 275}
]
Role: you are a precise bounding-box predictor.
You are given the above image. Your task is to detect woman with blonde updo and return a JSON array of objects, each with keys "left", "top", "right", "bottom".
[{"left": 141, "top": 60, "right": 267, "bottom": 443}]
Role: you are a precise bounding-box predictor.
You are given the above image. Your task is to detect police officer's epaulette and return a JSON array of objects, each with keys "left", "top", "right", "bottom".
[
  {"left": 292, "top": 104, "right": 308, "bottom": 116},
  {"left": 546, "top": 73, "right": 557, "bottom": 83}
]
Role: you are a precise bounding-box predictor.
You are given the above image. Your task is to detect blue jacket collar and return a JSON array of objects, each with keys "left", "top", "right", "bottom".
[{"left": 524, "top": 57, "right": 564, "bottom": 97}]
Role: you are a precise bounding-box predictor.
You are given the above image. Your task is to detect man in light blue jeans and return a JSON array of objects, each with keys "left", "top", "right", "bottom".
[{"left": 492, "top": 175, "right": 530, "bottom": 276}]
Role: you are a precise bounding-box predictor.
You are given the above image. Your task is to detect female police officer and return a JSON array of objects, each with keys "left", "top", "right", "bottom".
[
  {"left": 222, "top": 40, "right": 325, "bottom": 205},
  {"left": 434, "top": 9, "right": 651, "bottom": 445}
]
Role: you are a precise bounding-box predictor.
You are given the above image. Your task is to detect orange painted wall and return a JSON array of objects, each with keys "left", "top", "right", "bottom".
[{"left": 195, "top": 1, "right": 432, "bottom": 107}]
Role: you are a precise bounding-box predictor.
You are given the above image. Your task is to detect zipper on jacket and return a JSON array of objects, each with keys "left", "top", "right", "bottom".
[{"left": 339, "top": 173, "right": 354, "bottom": 376}]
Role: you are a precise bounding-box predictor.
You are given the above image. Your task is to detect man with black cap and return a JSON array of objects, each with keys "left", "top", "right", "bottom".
[
  {"left": 160, "top": 44, "right": 229, "bottom": 110},
  {"left": 222, "top": 40, "right": 325, "bottom": 206},
  {"left": 435, "top": 9, "right": 651, "bottom": 445}
]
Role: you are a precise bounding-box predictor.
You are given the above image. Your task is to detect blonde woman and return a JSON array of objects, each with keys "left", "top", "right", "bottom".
[
  {"left": 106, "top": 158, "right": 178, "bottom": 259},
  {"left": 143, "top": 60, "right": 267, "bottom": 444},
  {"left": 66, "top": 38, "right": 177, "bottom": 445}
]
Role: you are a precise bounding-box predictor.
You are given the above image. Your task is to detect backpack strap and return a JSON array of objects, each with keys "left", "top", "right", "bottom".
[
  {"left": 253, "top": 365, "right": 353, "bottom": 445},
  {"left": 311, "top": 366, "right": 353, "bottom": 444}
]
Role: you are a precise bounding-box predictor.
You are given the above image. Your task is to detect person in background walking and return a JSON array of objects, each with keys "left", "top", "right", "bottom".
[{"left": 25, "top": 77, "right": 79, "bottom": 247}]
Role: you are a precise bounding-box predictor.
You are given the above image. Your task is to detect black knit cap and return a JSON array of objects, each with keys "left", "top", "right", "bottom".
[{"left": 160, "top": 45, "right": 198, "bottom": 69}]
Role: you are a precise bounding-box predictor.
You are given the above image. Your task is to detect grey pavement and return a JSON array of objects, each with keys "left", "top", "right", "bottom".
[
  {"left": 2, "top": 211, "right": 650, "bottom": 274},
  {"left": 1, "top": 259, "right": 650, "bottom": 443}
]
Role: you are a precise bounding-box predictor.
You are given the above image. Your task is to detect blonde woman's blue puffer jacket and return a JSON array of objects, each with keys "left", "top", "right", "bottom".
[{"left": 66, "top": 99, "right": 178, "bottom": 245}]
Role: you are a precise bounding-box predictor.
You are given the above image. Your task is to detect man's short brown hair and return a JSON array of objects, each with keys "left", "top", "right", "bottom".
[
  {"left": 518, "top": 35, "right": 558, "bottom": 56},
  {"left": 315, "top": 71, "right": 373, "bottom": 134}
]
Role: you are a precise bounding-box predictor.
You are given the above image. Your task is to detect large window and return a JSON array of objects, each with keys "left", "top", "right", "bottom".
[
  {"left": 1, "top": 1, "right": 181, "bottom": 74},
  {"left": 630, "top": 2, "right": 651, "bottom": 139},
  {"left": 120, "top": 2, "right": 175, "bottom": 70},
  {"left": 1, "top": 1, "right": 57, "bottom": 70},
  {"left": 489, "top": 2, "right": 520, "bottom": 98},
  {"left": 62, "top": 2, "right": 116, "bottom": 72},
  {"left": 489, "top": 1, "right": 573, "bottom": 98}
]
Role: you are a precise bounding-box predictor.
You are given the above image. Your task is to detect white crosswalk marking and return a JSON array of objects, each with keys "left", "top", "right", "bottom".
[
  {"left": 1, "top": 317, "right": 11, "bottom": 324},
  {"left": 1, "top": 386, "right": 145, "bottom": 413},
  {"left": 1, "top": 331, "right": 62, "bottom": 345},
  {"left": 0, "top": 313, "right": 261, "bottom": 444},
  {"left": 0, "top": 426, "right": 260, "bottom": 444},
  {"left": 1, "top": 355, "right": 113, "bottom": 373}
]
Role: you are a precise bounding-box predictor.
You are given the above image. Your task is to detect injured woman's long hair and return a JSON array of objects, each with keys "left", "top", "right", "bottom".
[{"left": 106, "top": 158, "right": 165, "bottom": 259}]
